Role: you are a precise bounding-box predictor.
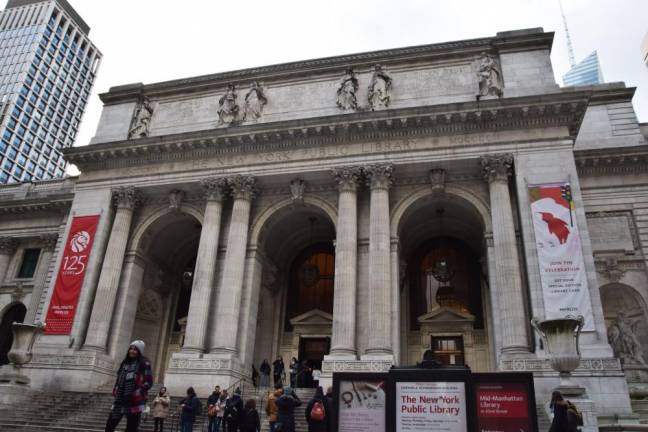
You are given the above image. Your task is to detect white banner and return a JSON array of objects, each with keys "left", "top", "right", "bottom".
[{"left": 529, "top": 182, "right": 594, "bottom": 330}]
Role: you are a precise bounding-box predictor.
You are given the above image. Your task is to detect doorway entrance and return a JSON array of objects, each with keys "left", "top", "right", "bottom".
[
  {"left": 0, "top": 303, "right": 26, "bottom": 365},
  {"left": 298, "top": 336, "right": 330, "bottom": 388}
]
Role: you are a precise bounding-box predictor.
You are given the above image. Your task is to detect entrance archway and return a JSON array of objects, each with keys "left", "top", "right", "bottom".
[{"left": 0, "top": 302, "right": 27, "bottom": 365}]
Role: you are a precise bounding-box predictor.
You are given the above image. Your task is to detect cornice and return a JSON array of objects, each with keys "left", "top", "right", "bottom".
[
  {"left": 66, "top": 91, "right": 589, "bottom": 173},
  {"left": 0, "top": 196, "right": 72, "bottom": 215},
  {"left": 100, "top": 30, "right": 554, "bottom": 103},
  {"left": 575, "top": 145, "right": 648, "bottom": 176}
]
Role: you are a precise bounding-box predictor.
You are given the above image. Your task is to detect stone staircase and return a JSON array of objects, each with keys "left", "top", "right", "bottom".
[
  {"left": 0, "top": 385, "right": 316, "bottom": 432},
  {"left": 632, "top": 399, "right": 648, "bottom": 424}
]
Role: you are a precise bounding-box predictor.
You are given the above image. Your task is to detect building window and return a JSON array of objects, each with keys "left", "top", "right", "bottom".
[
  {"left": 16, "top": 248, "right": 41, "bottom": 279},
  {"left": 431, "top": 336, "right": 464, "bottom": 366}
]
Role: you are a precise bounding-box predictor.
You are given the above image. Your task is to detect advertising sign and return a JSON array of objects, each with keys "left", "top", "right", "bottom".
[
  {"left": 396, "top": 381, "right": 467, "bottom": 432},
  {"left": 333, "top": 373, "right": 387, "bottom": 432},
  {"left": 474, "top": 373, "right": 538, "bottom": 432},
  {"left": 44, "top": 214, "right": 100, "bottom": 334},
  {"left": 528, "top": 182, "right": 594, "bottom": 329}
]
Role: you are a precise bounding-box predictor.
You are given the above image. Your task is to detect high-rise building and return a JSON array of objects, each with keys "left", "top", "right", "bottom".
[
  {"left": 0, "top": 0, "right": 100, "bottom": 184},
  {"left": 562, "top": 50, "right": 604, "bottom": 87},
  {"left": 642, "top": 32, "right": 648, "bottom": 70}
]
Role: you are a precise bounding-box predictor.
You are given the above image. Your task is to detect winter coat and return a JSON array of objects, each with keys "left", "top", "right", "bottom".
[
  {"left": 180, "top": 395, "right": 202, "bottom": 423},
  {"left": 152, "top": 394, "right": 170, "bottom": 418},
  {"left": 240, "top": 407, "right": 261, "bottom": 432},
  {"left": 265, "top": 389, "right": 282, "bottom": 422},
  {"left": 207, "top": 391, "right": 221, "bottom": 416},
  {"left": 225, "top": 394, "right": 244, "bottom": 425},
  {"left": 549, "top": 402, "right": 578, "bottom": 432},
  {"left": 305, "top": 395, "right": 330, "bottom": 432},
  {"left": 277, "top": 393, "right": 302, "bottom": 432},
  {"left": 260, "top": 361, "right": 271, "bottom": 375},
  {"left": 111, "top": 356, "right": 153, "bottom": 414}
]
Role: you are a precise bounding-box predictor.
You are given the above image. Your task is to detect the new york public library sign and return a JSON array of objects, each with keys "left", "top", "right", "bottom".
[{"left": 332, "top": 364, "right": 538, "bottom": 432}]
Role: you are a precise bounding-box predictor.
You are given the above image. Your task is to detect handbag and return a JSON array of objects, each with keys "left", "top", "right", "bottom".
[{"left": 207, "top": 404, "right": 220, "bottom": 417}]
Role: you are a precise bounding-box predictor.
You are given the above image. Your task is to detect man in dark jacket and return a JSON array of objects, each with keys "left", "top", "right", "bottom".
[
  {"left": 224, "top": 387, "right": 244, "bottom": 432},
  {"left": 105, "top": 340, "right": 153, "bottom": 432},
  {"left": 207, "top": 386, "right": 222, "bottom": 432},
  {"left": 276, "top": 387, "right": 302, "bottom": 432}
]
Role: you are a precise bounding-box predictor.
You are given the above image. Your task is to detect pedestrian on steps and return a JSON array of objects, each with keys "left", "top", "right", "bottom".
[
  {"left": 152, "top": 386, "right": 171, "bottom": 432},
  {"left": 179, "top": 386, "right": 202, "bottom": 432},
  {"left": 259, "top": 359, "right": 271, "bottom": 388},
  {"left": 224, "top": 387, "right": 244, "bottom": 432},
  {"left": 207, "top": 385, "right": 222, "bottom": 432},
  {"left": 265, "top": 384, "right": 283, "bottom": 432},
  {"left": 305, "top": 386, "right": 330, "bottom": 432},
  {"left": 241, "top": 399, "right": 261, "bottom": 432},
  {"left": 105, "top": 340, "right": 153, "bottom": 432},
  {"left": 276, "top": 386, "right": 301, "bottom": 432}
]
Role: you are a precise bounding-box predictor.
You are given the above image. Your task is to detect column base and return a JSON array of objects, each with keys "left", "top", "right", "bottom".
[
  {"left": 499, "top": 345, "right": 530, "bottom": 360},
  {"left": 165, "top": 351, "right": 248, "bottom": 396}
]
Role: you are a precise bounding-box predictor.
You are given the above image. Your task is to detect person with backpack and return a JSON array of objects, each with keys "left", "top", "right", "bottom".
[
  {"left": 179, "top": 387, "right": 202, "bottom": 432},
  {"left": 305, "top": 386, "right": 330, "bottom": 432},
  {"left": 105, "top": 340, "right": 153, "bottom": 432},
  {"left": 549, "top": 391, "right": 579, "bottom": 432},
  {"left": 207, "top": 386, "right": 222, "bottom": 432},
  {"left": 224, "top": 387, "right": 244, "bottom": 432},
  {"left": 241, "top": 399, "right": 261, "bottom": 432},
  {"left": 276, "top": 387, "right": 301, "bottom": 432}
]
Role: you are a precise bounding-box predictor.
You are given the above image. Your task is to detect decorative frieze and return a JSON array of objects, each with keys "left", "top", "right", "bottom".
[
  {"left": 500, "top": 357, "right": 622, "bottom": 374},
  {"left": 321, "top": 359, "right": 393, "bottom": 373}
]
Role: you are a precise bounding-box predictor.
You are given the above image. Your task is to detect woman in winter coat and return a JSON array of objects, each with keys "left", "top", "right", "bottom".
[
  {"left": 152, "top": 386, "right": 171, "bottom": 432},
  {"left": 241, "top": 399, "right": 261, "bottom": 432},
  {"left": 276, "top": 387, "right": 302, "bottom": 432},
  {"left": 549, "top": 391, "right": 578, "bottom": 432},
  {"left": 305, "top": 387, "right": 330, "bottom": 432},
  {"left": 265, "top": 385, "right": 283, "bottom": 432},
  {"left": 179, "top": 387, "right": 202, "bottom": 432},
  {"left": 259, "top": 359, "right": 271, "bottom": 388},
  {"left": 105, "top": 340, "right": 153, "bottom": 432}
]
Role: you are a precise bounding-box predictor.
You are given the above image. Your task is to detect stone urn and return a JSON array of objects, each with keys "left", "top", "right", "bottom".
[
  {"left": 532, "top": 315, "right": 584, "bottom": 390},
  {"left": 7, "top": 322, "right": 44, "bottom": 368}
]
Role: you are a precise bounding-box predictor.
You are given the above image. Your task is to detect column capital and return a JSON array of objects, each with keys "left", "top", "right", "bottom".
[
  {"left": 331, "top": 166, "right": 362, "bottom": 193},
  {"left": 480, "top": 153, "right": 513, "bottom": 184},
  {"left": 112, "top": 186, "right": 141, "bottom": 210},
  {"left": 364, "top": 163, "right": 394, "bottom": 190},
  {"left": 200, "top": 177, "right": 228, "bottom": 202},
  {"left": 0, "top": 237, "right": 18, "bottom": 255},
  {"left": 228, "top": 175, "right": 257, "bottom": 201},
  {"left": 40, "top": 233, "right": 59, "bottom": 252}
]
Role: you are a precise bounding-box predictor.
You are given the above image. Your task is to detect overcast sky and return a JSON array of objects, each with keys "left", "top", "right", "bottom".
[{"left": 70, "top": 0, "right": 648, "bottom": 152}]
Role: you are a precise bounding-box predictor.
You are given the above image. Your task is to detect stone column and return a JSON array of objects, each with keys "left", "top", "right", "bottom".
[
  {"left": 183, "top": 178, "right": 227, "bottom": 353},
  {"left": 25, "top": 234, "right": 58, "bottom": 323},
  {"left": 328, "top": 166, "right": 362, "bottom": 358},
  {"left": 364, "top": 164, "right": 394, "bottom": 358},
  {"left": 211, "top": 175, "right": 255, "bottom": 354},
  {"left": 480, "top": 154, "right": 529, "bottom": 356},
  {"left": 390, "top": 238, "right": 401, "bottom": 364},
  {"left": 83, "top": 186, "right": 140, "bottom": 352},
  {"left": 0, "top": 237, "right": 18, "bottom": 286}
]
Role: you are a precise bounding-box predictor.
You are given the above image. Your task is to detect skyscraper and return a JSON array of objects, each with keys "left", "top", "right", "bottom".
[
  {"left": 642, "top": 32, "right": 648, "bottom": 70},
  {"left": 562, "top": 51, "right": 605, "bottom": 87},
  {"left": 0, "top": 0, "right": 100, "bottom": 184}
]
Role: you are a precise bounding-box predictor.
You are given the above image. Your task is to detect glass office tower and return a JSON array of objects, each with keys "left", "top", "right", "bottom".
[
  {"left": 0, "top": 0, "right": 100, "bottom": 184},
  {"left": 562, "top": 50, "right": 604, "bottom": 87}
]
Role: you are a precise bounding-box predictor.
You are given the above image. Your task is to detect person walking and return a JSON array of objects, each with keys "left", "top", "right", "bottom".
[
  {"left": 549, "top": 391, "right": 579, "bottom": 432},
  {"left": 224, "top": 387, "right": 244, "bottom": 432},
  {"left": 272, "top": 357, "right": 284, "bottom": 387},
  {"left": 276, "top": 387, "right": 301, "bottom": 432},
  {"left": 179, "top": 387, "right": 202, "bottom": 432},
  {"left": 105, "top": 340, "right": 153, "bottom": 432},
  {"left": 241, "top": 399, "right": 261, "bottom": 432},
  {"left": 152, "top": 386, "right": 170, "bottom": 432},
  {"left": 252, "top": 365, "right": 259, "bottom": 389},
  {"left": 259, "top": 360, "right": 271, "bottom": 388},
  {"left": 305, "top": 387, "right": 330, "bottom": 432},
  {"left": 289, "top": 357, "right": 299, "bottom": 388},
  {"left": 265, "top": 384, "right": 283, "bottom": 432},
  {"left": 207, "top": 386, "right": 222, "bottom": 432}
]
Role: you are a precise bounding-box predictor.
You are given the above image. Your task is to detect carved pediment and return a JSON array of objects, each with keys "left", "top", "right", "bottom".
[
  {"left": 418, "top": 307, "right": 475, "bottom": 324},
  {"left": 290, "top": 309, "right": 333, "bottom": 326}
]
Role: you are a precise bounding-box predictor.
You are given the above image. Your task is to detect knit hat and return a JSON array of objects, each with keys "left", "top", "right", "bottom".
[
  {"left": 283, "top": 386, "right": 294, "bottom": 397},
  {"left": 129, "top": 340, "right": 145, "bottom": 355},
  {"left": 234, "top": 387, "right": 241, "bottom": 395}
]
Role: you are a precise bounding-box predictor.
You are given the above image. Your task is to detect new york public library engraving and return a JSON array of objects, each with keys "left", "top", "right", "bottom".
[{"left": 1, "top": 27, "right": 648, "bottom": 431}]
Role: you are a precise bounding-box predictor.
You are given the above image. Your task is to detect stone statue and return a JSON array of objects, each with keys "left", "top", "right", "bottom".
[
  {"left": 243, "top": 81, "right": 268, "bottom": 121},
  {"left": 128, "top": 97, "right": 154, "bottom": 139},
  {"left": 336, "top": 68, "right": 359, "bottom": 111},
  {"left": 368, "top": 64, "right": 392, "bottom": 110},
  {"left": 218, "top": 84, "right": 239, "bottom": 124},
  {"left": 477, "top": 52, "right": 503, "bottom": 98},
  {"left": 608, "top": 311, "right": 646, "bottom": 365}
]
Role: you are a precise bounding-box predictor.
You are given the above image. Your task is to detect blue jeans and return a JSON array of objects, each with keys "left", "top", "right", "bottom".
[
  {"left": 208, "top": 416, "right": 222, "bottom": 432},
  {"left": 180, "top": 418, "right": 194, "bottom": 432}
]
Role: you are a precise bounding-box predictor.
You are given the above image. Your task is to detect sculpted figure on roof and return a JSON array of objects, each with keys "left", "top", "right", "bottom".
[
  {"left": 477, "top": 52, "right": 503, "bottom": 98},
  {"left": 218, "top": 83, "right": 240, "bottom": 125},
  {"left": 368, "top": 64, "right": 392, "bottom": 110},
  {"left": 243, "top": 81, "right": 268, "bottom": 122},
  {"left": 336, "top": 67, "right": 359, "bottom": 111},
  {"left": 128, "top": 97, "right": 154, "bottom": 139}
]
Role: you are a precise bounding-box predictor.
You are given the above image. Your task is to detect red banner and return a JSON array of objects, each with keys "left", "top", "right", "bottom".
[
  {"left": 476, "top": 382, "right": 532, "bottom": 432},
  {"left": 45, "top": 215, "right": 100, "bottom": 335}
]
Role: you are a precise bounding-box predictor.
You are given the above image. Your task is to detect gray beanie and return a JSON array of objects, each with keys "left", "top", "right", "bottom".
[{"left": 130, "top": 340, "right": 145, "bottom": 355}]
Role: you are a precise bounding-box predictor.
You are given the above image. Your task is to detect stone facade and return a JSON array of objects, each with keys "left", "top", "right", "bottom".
[{"left": 0, "top": 28, "right": 646, "bottom": 421}]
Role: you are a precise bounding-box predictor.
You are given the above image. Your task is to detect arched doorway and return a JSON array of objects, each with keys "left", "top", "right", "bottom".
[
  {"left": 396, "top": 192, "right": 493, "bottom": 371},
  {"left": 253, "top": 203, "right": 336, "bottom": 386},
  {"left": 0, "top": 303, "right": 27, "bottom": 365}
]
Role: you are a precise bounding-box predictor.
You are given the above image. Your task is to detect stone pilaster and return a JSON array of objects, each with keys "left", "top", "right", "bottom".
[
  {"left": 183, "top": 178, "right": 227, "bottom": 353},
  {"left": 25, "top": 234, "right": 58, "bottom": 323},
  {"left": 364, "top": 163, "right": 394, "bottom": 358},
  {"left": 480, "top": 154, "right": 529, "bottom": 357},
  {"left": 390, "top": 238, "right": 401, "bottom": 364},
  {"left": 328, "top": 166, "right": 362, "bottom": 357},
  {"left": 211, "top": 175, "right": 256, "bottom": 354},
  {"left": 83, "top": 186, "right": 140, "bottom": 352},
  {"left": 0, "top": 237, "right": 18, "bottom": 286}
]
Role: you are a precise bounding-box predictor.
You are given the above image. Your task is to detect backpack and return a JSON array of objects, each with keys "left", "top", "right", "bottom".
[
  {"left": 193, "top": 397, "right": 202, "bottom": 417},
  {"left": 310, "top": 400, "right": 326, "bottom": 422},
  {"left": 567, "top": 401, "right": 583, "bottom": 426},
  {"left": 225, "top": 398, "right": 239, "bottom": 421}
]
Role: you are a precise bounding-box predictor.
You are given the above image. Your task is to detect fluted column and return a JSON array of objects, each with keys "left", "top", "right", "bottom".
[
  {"left": 183, "top": 178, "right": 227, "bottom": 352},
  {"left": 83, "top": 186, "right": 140, "bottom": 352},
  {"left": 364, "top": 164, "right": 393, "bottom": 357},
  {"left": 480, "top": 154, "right": 529, "bottom": 356},
  {"left": 25, "top": 234, "right": 58, "bottom": 323},
  {"left": 329, "top": 166, "right": 362, "bottom": 357},
  {"left": 211, "top": 175, "right": 255, "bottom": 354},
  {"left": 0, "top": 237, "right": 18, "bottom": 286}
]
